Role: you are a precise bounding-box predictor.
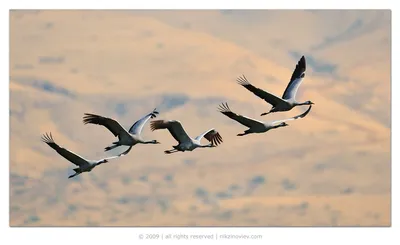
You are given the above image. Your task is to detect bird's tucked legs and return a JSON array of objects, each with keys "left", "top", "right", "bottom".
[
  {"left": 260, "top": 111, "right": 272, "bottom": 116},
  {"left": 237, "top": 129, "right": 251, "bottom": 137},
  {"left": 164, "top": 149, "right": 179, "bottom": 154},
  {"left": 104, "top": 143, "right": 120, "bottom": 152},
  {"left": 68, "top": 172, "right": 81, "bottom": 179}
]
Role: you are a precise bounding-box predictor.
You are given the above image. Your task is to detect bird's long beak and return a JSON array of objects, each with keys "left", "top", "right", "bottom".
[{"left": 311, "top": 102, "right": 315, "bottom": 105}]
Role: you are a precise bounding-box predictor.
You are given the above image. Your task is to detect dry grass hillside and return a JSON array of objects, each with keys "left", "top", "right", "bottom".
[{"left": 9, "top": 10, "right": 390, "bottom": 226}]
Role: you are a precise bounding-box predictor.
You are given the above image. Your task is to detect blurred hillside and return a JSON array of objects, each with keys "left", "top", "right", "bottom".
[{"left": 9, "top": 10, "right": 390, "bottom": 226}]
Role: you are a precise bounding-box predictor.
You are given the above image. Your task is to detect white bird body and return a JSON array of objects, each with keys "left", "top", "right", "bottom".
[
  {"left": 237, "top": 55, "right": 314, "bottom": 116},
  {"left": 41, "top": 132, "right": 119, "bottom": 178},
  {"left": 82, "top": 108, "right": 160, "bottom": 157},
  {"left": 150, "top": 120, "right": 223, "bottom": 154},
  {"left": 218, "top": 102, "right": 312, "bottom": 136}
]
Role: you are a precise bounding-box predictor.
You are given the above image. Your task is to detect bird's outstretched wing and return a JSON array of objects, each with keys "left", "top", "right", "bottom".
[
  {"left": 281, "top": 55, "right": 306, "bottom": 100},
  {"left": 271, "top": 105, "right": 312, "bottom": 125},
  {"left": 83, "top": 113, "right": 130, "bottom": 139},
  {"left": 41, "top": 132, "right": 88, "bottom": 167},
  {"left": 117, "top": 146, "right": 133, "bottom": 157},
  {"left": 102, "top": 146, "right": 134, "bottom": 161},
  {"left": 218, "top": 102, "right": 265, "bottom": 128},
  {"left": 128, "top": 108, "right": 159, "bottom": 135},
  {"left": 195, "top": 128, "right": 223, "bottom": 146},
  {"left": 237, "top": 75, "right": 283, "bottom": 106},
  {"left": 150, "top": 120, "right": 192, "bottom": 144}
]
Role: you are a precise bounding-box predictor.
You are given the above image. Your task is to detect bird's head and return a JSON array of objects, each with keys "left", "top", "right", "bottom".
[
  {"left": 99, "top": 159, "right": 109, "bottom": 164},
  {"left": 152, "top": 140, "right": 161, "bottom": 144},
  {"left": 280, "top": 122, "right": 289, "bottom": 127},
  {"left": 306, "top": 100, "right": 314, "bottom": 105}
]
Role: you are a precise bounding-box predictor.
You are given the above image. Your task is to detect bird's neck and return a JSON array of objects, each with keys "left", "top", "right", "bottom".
[
  {"left": 199, "top": 143, "right": 213, "bottom": 148},
  {"left": 296, "top": 101, "right": 309, "bottom": 106},
  {"left": 95, "top": 160, "right": 105, "bottom": 165},
  {"left": 272, "top": 125, "right": 283, "bottom": 129}
]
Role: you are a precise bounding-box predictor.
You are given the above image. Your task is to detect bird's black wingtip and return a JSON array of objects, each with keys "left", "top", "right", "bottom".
[
  {"left": 217, "top": 102, "right": 231, "bottom": 113},
  {"left": 305, "top": 104, "right": 312, "bottom": 113},
  {"left": 83, "top": 112, "right": 96, "bottom": 117},
  {"left": 298, "top": 105, "right": 312, "bottom": 119},
  {"left": 41, "top": 132, "right": 55, "bottom": 144},
  {"left": 300, "top": 55, "right": 306, "bottom": 66},
  {"left": 236, "top": 74, "right": 250, "bottom": 86}
]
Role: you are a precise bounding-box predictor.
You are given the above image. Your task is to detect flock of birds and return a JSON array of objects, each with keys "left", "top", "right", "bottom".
[{"left": 41, "top": 55, "right": 314, "bottom": 179}]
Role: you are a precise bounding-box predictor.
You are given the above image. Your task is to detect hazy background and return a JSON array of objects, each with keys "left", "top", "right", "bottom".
[{"left": 9, "top": 10, "right": 391, "bottom": 226}]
